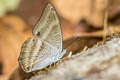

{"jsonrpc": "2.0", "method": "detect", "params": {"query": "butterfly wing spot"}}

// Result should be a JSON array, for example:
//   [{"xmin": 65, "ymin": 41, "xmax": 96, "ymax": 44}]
[
  {"xmin": 36, "ymin": 32, "xmax": 40, "ymax": 36},
  {"xmin": 26, "ymin": 66, "xmax": 31, "ymax": 71}
]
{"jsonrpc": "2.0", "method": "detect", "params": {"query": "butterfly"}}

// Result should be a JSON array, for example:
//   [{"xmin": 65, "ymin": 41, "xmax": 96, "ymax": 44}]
[{"xmin": 18, "ymin": 2, "xmax": 66, "ymax": 73}]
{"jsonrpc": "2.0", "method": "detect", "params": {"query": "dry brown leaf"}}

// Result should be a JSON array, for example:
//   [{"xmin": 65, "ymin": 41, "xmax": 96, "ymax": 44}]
[{"xmin": 0, "ymin": 15, "xmax": 32, "ymax": 80}]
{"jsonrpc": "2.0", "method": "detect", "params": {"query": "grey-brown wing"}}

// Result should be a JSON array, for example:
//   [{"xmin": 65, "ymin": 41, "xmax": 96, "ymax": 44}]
[
  {"xmin": 33, "ymin": 3, "xmax": 62, "ymax": 51},
  {"xmin": 18, "ymin": 38, "xmax": 63, "ymax": 73}
]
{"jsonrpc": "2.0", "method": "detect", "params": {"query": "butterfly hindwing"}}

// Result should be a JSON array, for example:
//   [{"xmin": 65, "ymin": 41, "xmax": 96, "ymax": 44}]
[{"xmin": 19, "ymin": 38, "xmax": 62, "ymax": 73}]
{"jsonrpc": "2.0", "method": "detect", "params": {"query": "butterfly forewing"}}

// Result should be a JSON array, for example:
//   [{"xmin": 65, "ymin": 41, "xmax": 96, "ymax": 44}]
[{"xmin": 33, "ymin": 3, "xmax": 62, "ymax": 51}]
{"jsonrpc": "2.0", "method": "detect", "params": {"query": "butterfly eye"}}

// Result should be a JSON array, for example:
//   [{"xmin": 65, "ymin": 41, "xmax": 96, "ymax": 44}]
[{"xmin": 36, "ymin": 32, "xmax": 40, "ymax": 36}]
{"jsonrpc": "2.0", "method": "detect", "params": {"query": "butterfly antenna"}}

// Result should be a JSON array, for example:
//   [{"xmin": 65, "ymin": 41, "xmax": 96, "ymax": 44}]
[{"xmin": 64, "ymin": 37, "xmax": 79, "ymax": 48}]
